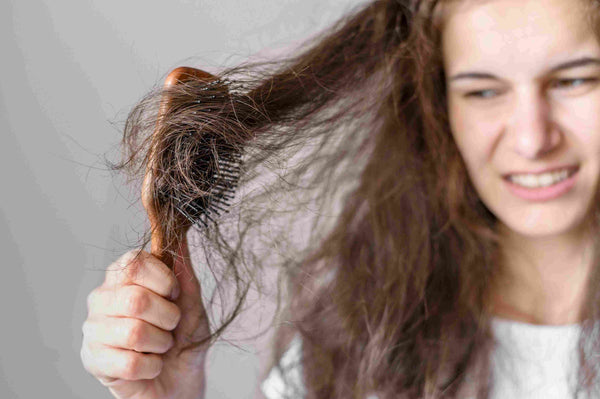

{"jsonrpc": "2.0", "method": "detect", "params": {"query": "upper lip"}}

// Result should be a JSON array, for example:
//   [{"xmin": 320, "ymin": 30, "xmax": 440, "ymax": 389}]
[{"xmin": 502, "ymin": 164, "xmax": 579, "ymax": 178}]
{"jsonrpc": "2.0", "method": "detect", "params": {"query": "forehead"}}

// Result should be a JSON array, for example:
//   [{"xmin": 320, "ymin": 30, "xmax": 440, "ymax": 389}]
[{"xmin": 441, "ymin": 0, "xmax": 598, "ymax": 76}]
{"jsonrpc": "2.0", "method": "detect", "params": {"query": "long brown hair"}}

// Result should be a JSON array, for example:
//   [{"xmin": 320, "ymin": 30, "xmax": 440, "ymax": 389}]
[{"xmin": 111, "ymin": 0, "xmax": 600, "ymax": 397}]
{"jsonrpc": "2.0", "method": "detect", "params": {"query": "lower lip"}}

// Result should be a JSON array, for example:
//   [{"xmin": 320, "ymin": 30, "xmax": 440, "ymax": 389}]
[{"xmin": 504, "ymin": 170, "xmax": 578, "ymax": 201}]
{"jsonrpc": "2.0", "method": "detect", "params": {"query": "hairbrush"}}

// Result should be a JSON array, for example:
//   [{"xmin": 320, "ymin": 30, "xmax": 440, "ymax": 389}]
[{"xmin": 142, "ymin": 66, "xmax": 242, "ymax": 269}]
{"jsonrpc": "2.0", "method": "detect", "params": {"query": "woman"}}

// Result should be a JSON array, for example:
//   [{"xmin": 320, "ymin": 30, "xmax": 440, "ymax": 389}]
[{"xmin": 80, "ymin": 0, "xmax": 600, "ymax": 397}]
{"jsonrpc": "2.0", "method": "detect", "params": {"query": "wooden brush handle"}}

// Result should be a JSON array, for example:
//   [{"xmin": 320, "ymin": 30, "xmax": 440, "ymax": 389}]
[{"xmin": 142, "ymin": 67, "xmax": 218, "ymax": 268}]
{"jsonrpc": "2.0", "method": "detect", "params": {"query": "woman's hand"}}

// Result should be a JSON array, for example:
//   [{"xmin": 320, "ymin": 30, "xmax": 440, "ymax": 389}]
[{"xmin": 81, "ymin": 242, "xmax": 210, "ymax": 399}]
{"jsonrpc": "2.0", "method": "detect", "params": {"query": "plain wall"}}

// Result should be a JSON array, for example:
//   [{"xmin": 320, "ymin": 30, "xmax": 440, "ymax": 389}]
[{"xmin": 0, "ymin": 0, "xmax": 366, "ymax": 398}]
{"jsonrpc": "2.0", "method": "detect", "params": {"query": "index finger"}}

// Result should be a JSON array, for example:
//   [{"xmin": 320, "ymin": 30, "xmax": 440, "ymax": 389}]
[{"xmin": 104, "ymin": 250, "xmax": 180, "ymax": 301}]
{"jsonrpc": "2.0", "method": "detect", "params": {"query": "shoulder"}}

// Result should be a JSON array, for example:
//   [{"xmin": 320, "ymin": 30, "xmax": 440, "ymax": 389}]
[
  {"xmin": 261, "ymin": 335, "xmax": 305, "ymax": 399},
  {"xmin": 260, "ymin": 336, "xmax": 383, "ymax": 399}
]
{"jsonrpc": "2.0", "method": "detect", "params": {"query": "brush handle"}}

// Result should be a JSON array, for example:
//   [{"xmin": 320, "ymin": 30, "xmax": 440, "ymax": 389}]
[{"xmin": 142, "ymin": 66, "xmax": 218, "ymax": 268}]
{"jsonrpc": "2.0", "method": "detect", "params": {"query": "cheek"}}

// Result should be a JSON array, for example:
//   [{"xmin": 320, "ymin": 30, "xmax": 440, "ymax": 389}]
[
  {"xmin": 448, "ymin": 100, "xmax": 501, "ymax": 170},
  {"xmin": 562, "ymin": 93, "xmax": 600, "ymax": 130},
  {"xmin": 554, "ymin": 94, "xmax": 600, "ymax": 155}
]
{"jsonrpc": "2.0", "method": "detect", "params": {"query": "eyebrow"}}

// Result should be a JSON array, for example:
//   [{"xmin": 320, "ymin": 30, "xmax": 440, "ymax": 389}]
[{"xmin": 448, "ymin": 56, "xmax": 600, "ymax": 82}]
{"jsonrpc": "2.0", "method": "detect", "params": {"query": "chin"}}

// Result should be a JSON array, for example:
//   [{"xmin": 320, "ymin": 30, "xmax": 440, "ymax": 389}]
[{"xmin": 497, "ymin": 210, "xmax": 589, "ymax": 240}]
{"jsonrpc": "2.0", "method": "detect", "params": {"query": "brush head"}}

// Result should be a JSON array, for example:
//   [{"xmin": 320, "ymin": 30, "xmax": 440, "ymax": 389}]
[{"xmin": 142, "ymin": 67, "xmax": 242, "ymax": 266}]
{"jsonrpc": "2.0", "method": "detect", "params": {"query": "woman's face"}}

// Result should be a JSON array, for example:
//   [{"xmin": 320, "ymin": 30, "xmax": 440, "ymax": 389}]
[{"xmin": 443, "ymin": 0, "xmax": 600, "ymax": 238}]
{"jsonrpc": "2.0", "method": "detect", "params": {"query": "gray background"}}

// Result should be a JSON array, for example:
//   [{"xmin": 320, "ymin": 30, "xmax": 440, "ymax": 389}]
[{"xmin": 0, "ymin": 0, "xmax": 365, "ymax": 398}]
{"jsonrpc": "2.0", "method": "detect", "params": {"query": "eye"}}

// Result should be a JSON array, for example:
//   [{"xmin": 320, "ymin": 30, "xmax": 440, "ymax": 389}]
[
  {"xmin": 550, "ymin": 77, "xmax": 598, "ymax": 90},
  {"xmin": 463, "ymin": 89, "xmax": 501, "ymax": 99}
]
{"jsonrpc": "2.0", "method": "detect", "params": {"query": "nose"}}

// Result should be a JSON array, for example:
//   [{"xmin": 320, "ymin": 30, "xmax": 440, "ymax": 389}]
[{"xmin": 506, "ymin": 88, "xmax": 562, "ymax": 159}]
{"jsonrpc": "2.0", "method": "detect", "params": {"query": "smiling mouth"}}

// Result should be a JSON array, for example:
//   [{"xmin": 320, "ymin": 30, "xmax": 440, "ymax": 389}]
[
  {"xmin": 502, "ymin": 165, "xmax": 579, "ymax": 201},
  {"xmin": 503, "ymin": 166, "xmax": 579, "ymax": 189},
  {"xmin": 506, "ymin": 167, "xmax": 578, "ymax": 188}
]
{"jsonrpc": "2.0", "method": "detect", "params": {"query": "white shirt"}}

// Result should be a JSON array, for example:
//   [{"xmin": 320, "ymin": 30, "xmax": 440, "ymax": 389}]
[{"xmin": 261, "ymin": 318, "xmax": 582, "ymax": 399}]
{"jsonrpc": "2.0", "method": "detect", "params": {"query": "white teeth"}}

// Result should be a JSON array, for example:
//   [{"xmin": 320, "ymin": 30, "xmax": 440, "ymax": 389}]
[{"xmin": 508, "ymin": 169, "xmax": 572, "ymax": 188}]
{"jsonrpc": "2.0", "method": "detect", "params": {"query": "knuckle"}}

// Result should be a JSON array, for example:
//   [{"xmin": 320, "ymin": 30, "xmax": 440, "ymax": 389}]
[
  {"xmin": 80, "ymin": 343, "xmax": 98, "ymax": 376},
  {"xmin": 80, "ymin": 345, "xmax": 90, "ymax": 370},
  {"xmin": 123, "ymin": 248, "xmax": 147, "ymax": 265},
  {"xmin": 123, "ymin": 286, "xmax": 149, "ymax": 316},
  {"xmin": 122, "ymin": 251, "xmax": 144, "ymax": 278},
  {"xmin": 121, "ymin": 353, "xmax": 142, "ymax": 379},
  {"xmin": 146, "ymin": 254, "xmax": 175, "ymax": 291},
  {"xmin": 125, "ymin": 320, "xmax": 146, "ymax": 350},
  {"xmin": 86, "ymin": 289, "xmax": 98, "ymax": 313},
  {"xmin": 81, "ymin": 320, "xmax": 93, "ymax": 339},
  {"xmin": 109, "ymin": 250, "xmax": 147, "ymax": 283}
]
